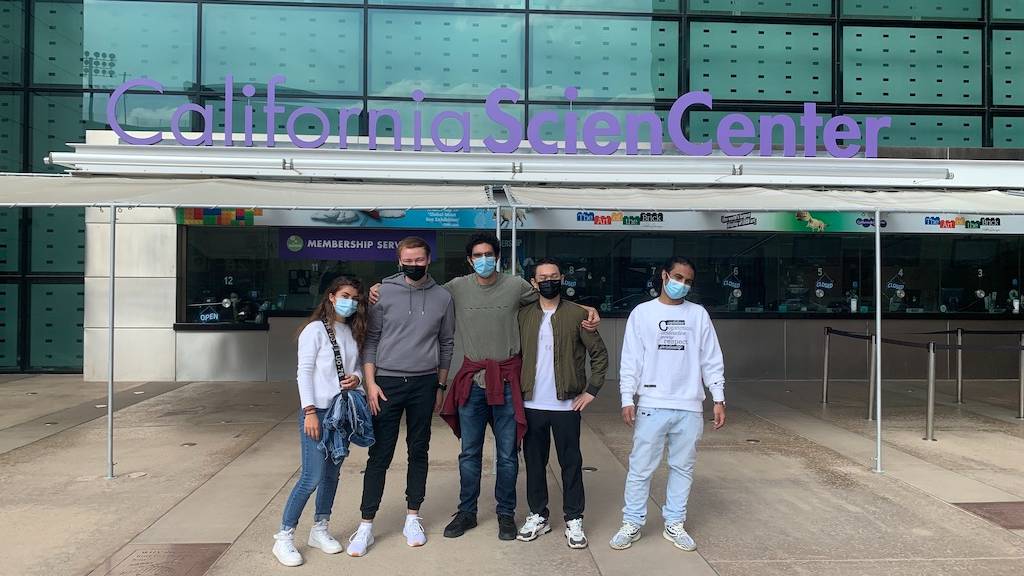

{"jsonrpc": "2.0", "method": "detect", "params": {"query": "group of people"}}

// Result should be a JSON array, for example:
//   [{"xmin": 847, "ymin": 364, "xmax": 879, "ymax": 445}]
[{"xmin": 271, "ymin": 233, "xmax": 727, "ymax": 567}]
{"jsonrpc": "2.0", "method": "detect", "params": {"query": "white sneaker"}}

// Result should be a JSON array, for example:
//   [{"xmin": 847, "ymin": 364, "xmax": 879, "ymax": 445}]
[
  {"xmin": 346, "ymin": 522, "xmax": 374, "ymax": 557},
  {"xmin": 272, "ymin": 528, "xmax": 304, "ymax": 567},
  {"xmin": 565, "ymin": 518, "xmax": 588, "ymax": 549},
  {"xmin": 609, "ymin": 521, "xmax": 642, "ymax": 550},
  {"xmin": 516, "ymin": 513, "xmax": 551, "ymax": 542},
  {"xmin": 663, "ymin": 522, "xmax": 697, "ymax": 551},
  {"xmin": 308, "ymin": 519, "xmax": 343, "ymax": 554},
  {"xmin": 404, "ymin": 515, "xmax": 427, "ymax": 547}
]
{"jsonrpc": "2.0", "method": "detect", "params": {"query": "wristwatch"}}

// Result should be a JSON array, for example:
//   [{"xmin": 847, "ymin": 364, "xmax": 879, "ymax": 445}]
[{"xmin": 713, "ymin": 401, "xmax": 726, "ymax": 407}]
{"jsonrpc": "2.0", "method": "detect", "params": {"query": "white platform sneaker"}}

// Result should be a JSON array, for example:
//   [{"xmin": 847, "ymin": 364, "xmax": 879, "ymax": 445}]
[
  {"xmin": 272, "ymin": 528, "xmax": 304, "ymax": 567},
  {"xmin": 308, "ymin": 520, "xmax": 343, "ymax": 554}
]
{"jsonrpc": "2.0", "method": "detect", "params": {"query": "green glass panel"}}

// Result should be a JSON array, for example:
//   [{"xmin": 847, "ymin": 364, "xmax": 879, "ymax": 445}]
[
  {"xmin": 993, "ymin": 31, "xmax": 1024, "ymax": 106},
  {"xmin": 0, "ymin": 93, "xmax": 22, "ymax": 172},
  {"xmin": 993, "ymin": 0, "xmax": 1024, "ymax": 21},
  {"xmin": 209, "ymin": 98, "xmax": 362, "ymax": 140},
  {"xmin": 31, "ymin": 92, "xmax": 189, "ymax": 172},
  {"xmin": 533, "ymin": 0, "xmax": 679, "ymax": 11},
  {"xmin": 528, "ymin": 105, "xmax": 668, "ymax": 146},
  {"xmin": 0, "ymin": 0, "xmax": 24, "ymax": 84},
  {"xmin": 0, "ymin": 283, "xmax": 17, "ymax": 368},
  {"xmin": 842, "ymin": 27, "xmax": 982, "ymax": 105},
  {"xmin": 0, "ymin": 209, "xmax": 19, "ymax": 272},
  {"xmin": 30, "ymin": 208, "xmax": 85, "ymax": 273},
  {"xmin": 33, "ymin": 0, "xmax": 196, "ymax": 90},
  {"xmin": 841, "ymin": 0, "xmax": 980, "ymax": 20},
  {"xmin": 202, "ymin": 5, "xmax": 362, "ymax": 96},
  {"xmin": 367, "ymin": 99, "xmax": 524, "ymax": 143},
  {"xmin": 29, "ymin": 283, "xmax": 84, "ymax": 369},
  {"xmin": 372, "ymin": 0, "xmax": 524, "ymax": 7},
  {"xmin": 530, "ymin": 15, "xmax": 678, "ymax": 102},
  {"xmin": 848, "ymin": 114, "xmax": 981, "ymax": 147},
  {"xmin": 690, "ymin": 22, "xmax": 831, "ymax": 102},
  {"xmin": 368, "ymin": 10, "xmax": 523, "ymax": 98},
  {"xmin": 994, "ymin": 117, "xmax": 1024, "ymax": 148},
  {"xmin": 687, "ymin": 0, "xmax": 830, "ymax": 16}
]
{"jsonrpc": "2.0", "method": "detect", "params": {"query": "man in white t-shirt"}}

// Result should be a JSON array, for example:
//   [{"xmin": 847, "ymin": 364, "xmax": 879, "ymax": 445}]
[
  {"xmin": 610, "ymin": 256, "xmax": 727, "ymax": 553},
  {"xmin": 516, "ymin": 257, "xmax": 609, "ymax": 549}
]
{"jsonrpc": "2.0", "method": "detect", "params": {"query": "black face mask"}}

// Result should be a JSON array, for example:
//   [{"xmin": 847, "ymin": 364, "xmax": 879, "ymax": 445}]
[
  {"xmin": 537, "ymin": 279, "xmax": 562, "ymax": 299},
  {"xmin": 402, "ymin": 265, "xmax": 427, "ymax": 282}
]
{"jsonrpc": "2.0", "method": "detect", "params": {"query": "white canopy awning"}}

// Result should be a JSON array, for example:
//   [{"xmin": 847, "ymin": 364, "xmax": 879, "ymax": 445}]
[
  {"xmin": 505, "ymin": 185, "xmax": 1024, "ymax": 214},
  {"xmin": 0, "ymin": 174, "xmax": 496, "ymax": 209}
]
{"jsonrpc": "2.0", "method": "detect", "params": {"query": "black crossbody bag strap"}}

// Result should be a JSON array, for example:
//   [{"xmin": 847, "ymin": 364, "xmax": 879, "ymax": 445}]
[{"xmin": 322, "ymin": 320, "xmax": 347, "ymax": 383}]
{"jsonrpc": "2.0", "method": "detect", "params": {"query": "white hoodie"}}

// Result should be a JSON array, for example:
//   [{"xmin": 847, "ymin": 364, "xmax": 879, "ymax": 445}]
[{"xmin": 619, "ymin": 299, "xmax": 725, "ymax": 412}]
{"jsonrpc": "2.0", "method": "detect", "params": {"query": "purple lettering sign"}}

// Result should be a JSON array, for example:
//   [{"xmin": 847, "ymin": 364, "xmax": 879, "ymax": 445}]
[
  {"xmin": 279, "ymin": 228, "xmax": 437, "ymax": 261},
  {"xmin": 108, "ymin": 76, "xmax": 892, "ymax": 158}
]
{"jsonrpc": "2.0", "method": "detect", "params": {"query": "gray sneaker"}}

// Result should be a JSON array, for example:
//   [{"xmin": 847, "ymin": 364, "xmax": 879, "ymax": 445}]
[
  {"xmin": 663, "ymin": 522, "xmax": 696, "ymax": 551},
  {"xmin": 609, "ymin": 521, "xmax": 641, "ymax": 550}
]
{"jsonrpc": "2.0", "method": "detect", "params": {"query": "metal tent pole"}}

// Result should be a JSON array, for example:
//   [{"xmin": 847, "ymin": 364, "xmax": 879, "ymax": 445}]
[
  {"xmin": 106, "ymin": 205, "xmax": 116, "ymax": 479},
  {"xmin": 956, "ymin": 328, "xmax": 964, "ymax": 404},
  {"xmin": 510, "ymin": 204, "xmax": 518, "ymax": 276},
  {"xmin": 494, "ymin": 205, "xmax": 502, "ymax": 273},
  {"xmin": 874, "ymin": 209, "xmax": 883, "ymax": 473},
  {"xmin": 821, "ymin": 328, "xmax": 830, "ymax": 404}
]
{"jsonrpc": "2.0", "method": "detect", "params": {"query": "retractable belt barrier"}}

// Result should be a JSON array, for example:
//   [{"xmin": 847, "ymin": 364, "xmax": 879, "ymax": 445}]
[{"xmin": 822, "ymin": 327, "xmax": 1024, "ymax": 442}]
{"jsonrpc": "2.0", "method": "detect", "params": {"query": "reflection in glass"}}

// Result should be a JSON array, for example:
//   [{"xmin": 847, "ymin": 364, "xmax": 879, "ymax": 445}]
[
  {"xmin": 366, "ymin": 99, "xmax": 524, "ymax": 144},
  {"xmin": 202, "ymin": 4, "xmax": 362, "ymax": 95},
  {"xmin": 368, "ymin": 10, "xmax": 523, "ymax": 98},
  {"xmin": 33, "ymin": 0, "xmax": 196, "ymax": 90},
  {"xmin": 30, "ymin": 92, "xmax": 192, "ymax": 172},
  {"xmin": 533, "ymin": 1, "xmax": 679, "ymax": 14},
  {"xmin": 530, "ymin": 15, "xmax": 678, "ymax": 102}
]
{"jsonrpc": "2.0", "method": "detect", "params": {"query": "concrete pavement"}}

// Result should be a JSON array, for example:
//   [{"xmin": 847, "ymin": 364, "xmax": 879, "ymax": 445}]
[{"xmin": 1, "ymin": 375, "xmax": 1023, "ymax": 575}]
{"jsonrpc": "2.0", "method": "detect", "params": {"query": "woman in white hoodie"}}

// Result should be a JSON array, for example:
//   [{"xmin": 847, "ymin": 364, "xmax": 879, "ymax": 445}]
[{"xmin": 272, "ymin": 276, "xmax": 366, "ymax": 567}]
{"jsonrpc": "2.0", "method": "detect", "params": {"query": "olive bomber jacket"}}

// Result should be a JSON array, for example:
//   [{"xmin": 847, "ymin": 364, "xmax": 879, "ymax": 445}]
[{"xmin": 517, "ymin": 299, "xmax": 609, "ymax": 401}]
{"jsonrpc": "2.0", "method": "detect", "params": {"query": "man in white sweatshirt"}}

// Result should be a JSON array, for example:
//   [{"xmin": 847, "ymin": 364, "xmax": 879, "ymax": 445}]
[{"xmin": 609, "ymin": 256, "xmax": 726, "ymax": 553}]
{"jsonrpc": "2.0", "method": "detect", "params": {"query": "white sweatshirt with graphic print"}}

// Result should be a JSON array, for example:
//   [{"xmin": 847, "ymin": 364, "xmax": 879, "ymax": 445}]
[{"xmin": 619, "ymin": 299, "xmax": 726, "ymax": 412}]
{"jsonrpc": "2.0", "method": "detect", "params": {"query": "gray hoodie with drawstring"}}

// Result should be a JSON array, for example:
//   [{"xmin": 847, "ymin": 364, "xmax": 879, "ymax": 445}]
[{"xmin": 363, "ymin": 272, "xmax": 456, "ymax": 377}]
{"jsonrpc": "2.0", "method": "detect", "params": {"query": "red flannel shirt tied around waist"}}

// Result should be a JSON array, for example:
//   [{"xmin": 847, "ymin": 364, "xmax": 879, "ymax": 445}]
[{"xmin": 440, "ymin": 355, "xmax": 526, "ymax": 446}]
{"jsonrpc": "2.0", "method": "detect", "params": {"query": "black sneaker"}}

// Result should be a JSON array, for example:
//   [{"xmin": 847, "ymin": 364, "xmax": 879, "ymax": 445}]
[
  {"xmin": 443, "ymin": 511, "xmax": 477, "ymax": 539},
  {"xmin": 497, "ymin": 514, "xmax": 517, "ymax": 541}
]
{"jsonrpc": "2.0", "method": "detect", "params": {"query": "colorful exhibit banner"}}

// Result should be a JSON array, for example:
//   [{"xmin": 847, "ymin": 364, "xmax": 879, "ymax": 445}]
[
  {"xmin": 278, "ymin": 228, "xmax": 436, "ymax": 261},
  {"xmin": 179, "ymin": 207, "xmax": 495, "ymax": 229}
]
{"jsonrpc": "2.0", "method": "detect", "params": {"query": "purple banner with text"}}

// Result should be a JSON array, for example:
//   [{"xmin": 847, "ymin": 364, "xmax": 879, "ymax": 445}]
[{"xmin": 279, "ymin": 228, "xmax": 436, "ymax": 261}]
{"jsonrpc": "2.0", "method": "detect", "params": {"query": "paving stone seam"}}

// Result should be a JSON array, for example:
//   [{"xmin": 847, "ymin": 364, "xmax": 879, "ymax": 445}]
[{"xmin": 80, "ymin": 411, "xmax": 294, "ymax": 576}]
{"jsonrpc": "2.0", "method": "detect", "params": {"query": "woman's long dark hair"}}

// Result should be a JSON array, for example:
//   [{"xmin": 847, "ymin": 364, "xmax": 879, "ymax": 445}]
[{"xmin": 306, "ymin": 275, "xmax": 367, "ymax": 350}]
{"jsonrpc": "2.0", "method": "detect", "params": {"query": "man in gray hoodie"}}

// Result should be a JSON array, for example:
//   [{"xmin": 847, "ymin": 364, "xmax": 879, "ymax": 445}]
[{"xmin": 346, "ymin": 236, "xmax": 456, "ymax": 557}]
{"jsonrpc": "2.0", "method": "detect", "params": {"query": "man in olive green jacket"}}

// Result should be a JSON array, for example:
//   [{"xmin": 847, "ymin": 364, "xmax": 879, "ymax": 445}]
[{"xmin": 516, "ymin": 257, "xmax": 609, "ymax": 550}]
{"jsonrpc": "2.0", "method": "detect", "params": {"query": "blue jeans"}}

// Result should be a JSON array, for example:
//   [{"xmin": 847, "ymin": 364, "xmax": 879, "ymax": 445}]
[
  {"xmin": 281, "ymin": 408, "xmax": 344, "ymax": 530},
  {"xmin": 622, "ymin": 407, "xmax": 703, "ymax": 527},
  {"xmin": 457, "ymin": 383, "xmax": 518, "ymax": 517}
]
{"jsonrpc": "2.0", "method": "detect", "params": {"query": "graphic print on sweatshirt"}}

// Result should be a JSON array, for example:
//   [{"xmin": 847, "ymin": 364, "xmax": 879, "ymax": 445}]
[{"xmin": 657, "ymin": 319, "xmax": 688, "ymax": 351}]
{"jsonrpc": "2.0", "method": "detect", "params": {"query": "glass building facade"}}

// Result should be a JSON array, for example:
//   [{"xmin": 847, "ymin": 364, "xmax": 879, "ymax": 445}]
[{"xmin": 3, "ymin": 1, "xmax": 1024, "ymax": 369}]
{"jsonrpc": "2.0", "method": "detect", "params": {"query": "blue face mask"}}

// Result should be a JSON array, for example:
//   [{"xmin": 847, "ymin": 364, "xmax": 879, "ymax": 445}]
[
  {"xmin": 664, "ymin": 278, "xmax": 691, "ymax": 300},
  {"xmin": 472, "ymin": 256, "xmax": 497, "ymax": 278},
  {"xmin": 334, "ymin": 298, "xmax": 358, "ymax": 318}
]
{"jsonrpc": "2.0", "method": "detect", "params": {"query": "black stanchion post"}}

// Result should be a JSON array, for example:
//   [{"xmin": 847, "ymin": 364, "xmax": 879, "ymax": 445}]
[
  {"xmin": 956, "ymin": 328, "xmax": 964, "ymax": 404},
  {"xmin": 1018, "ymin": 333, "xmax": 1024, "ymax": 420},
  {"xmin": 925, "ymin": 342, "xmax": 936, "ymax": 441},
  {"xmin": 867, "ymin": 335, "xmax": 877, "ymax": 421},
  {"xmin": 822, "ymin": 327, "xmax": 830, "ymax": 404}
]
